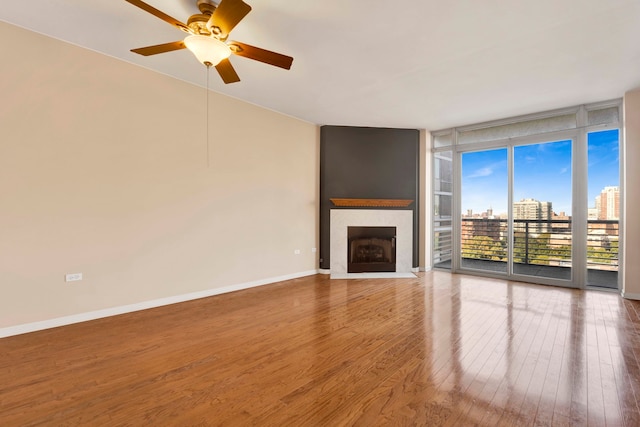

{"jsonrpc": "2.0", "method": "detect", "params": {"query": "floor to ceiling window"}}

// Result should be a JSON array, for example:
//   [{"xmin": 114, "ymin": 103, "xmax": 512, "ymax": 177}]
[
  {"xmin": 433, "ymin": 145, "xmax": 453, "ymax": 269},
  {"xmin": 432, "ymin": 101, "xmax": 621, "ymax": 290},
  {"xmin": 461, "ymin": 148, "xmax": 507, "ymax": 273},
  {"xmin": 512, "ymin": 139, "xmax": 573, "ymax": 281},
  {"xmin": 586, "ymin": 129, "xmax": 620, "ymax": 289}
]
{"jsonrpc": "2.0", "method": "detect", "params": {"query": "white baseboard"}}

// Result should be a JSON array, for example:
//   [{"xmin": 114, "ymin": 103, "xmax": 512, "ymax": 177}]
[
  {"xmin": 419, "ymin": 266, "xmax": 432, "ymax": 272},
  {"xmin": 0, "ymin": 269, "xmax": 319, "ymax": 339},
  {"xmin": 621, "ymin": 291, "xmax": 640, "ymax": 300},
  {"xmin": 318, "ymin": 268, "xmax": 331, "ymax": 275}
]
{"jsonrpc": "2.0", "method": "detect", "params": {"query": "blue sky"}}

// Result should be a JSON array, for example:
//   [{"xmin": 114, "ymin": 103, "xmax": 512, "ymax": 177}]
[
  {"xmin": 587, "ymin": 129, "xmax": 620, "ymax": 203},
  {"xmin": 461, "ymin": 130, "xmax": 619, "ymax": 216}
]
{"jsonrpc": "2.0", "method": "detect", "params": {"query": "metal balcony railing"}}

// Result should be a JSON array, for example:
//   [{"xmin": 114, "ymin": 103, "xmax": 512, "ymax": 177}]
[{"xmin": 459, "ymin": 218, "xmax": 619, "ymax": 271}]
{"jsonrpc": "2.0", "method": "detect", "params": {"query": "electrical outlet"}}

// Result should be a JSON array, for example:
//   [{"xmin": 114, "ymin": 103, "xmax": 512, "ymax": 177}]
[
  {"xmin": 294, "ymin": 249, "xmax": 301, "ymax": 255},
  {"xmin": 65, "ymin": 273, "xmax": 82, "ymax": 282},
  {"xmin": 311, "ymin": 248, "xmax": 317, "ymax": 253}
]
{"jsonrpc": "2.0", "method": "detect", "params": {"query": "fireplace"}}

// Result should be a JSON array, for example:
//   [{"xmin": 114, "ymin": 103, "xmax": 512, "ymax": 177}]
[
  {"xmin": 329, "ymin": 209, "xmax": 413, "ymax": 278},
  {"xmin": 348, "ymin": 226, "xmax": 396, "ymax": 273}
]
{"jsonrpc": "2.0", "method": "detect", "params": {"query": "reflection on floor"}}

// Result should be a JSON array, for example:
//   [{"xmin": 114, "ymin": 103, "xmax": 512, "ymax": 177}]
[
  {"xmin": 434, "ymin": 259, "xmax": 618, "ymax": 289},
  {"xmin": 1, "ymin": 272, "xmax": 638, "ymax": 425}
]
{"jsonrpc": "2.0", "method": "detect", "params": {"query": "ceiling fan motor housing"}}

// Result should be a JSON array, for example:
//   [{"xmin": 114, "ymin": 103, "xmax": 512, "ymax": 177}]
[
  {"xmin": 197, "ymin": 0, "xmax": 218, "ymax": 15},
  {"xmin": 187, "ymin": 14, "xmax": 212, "ymax": 35}
]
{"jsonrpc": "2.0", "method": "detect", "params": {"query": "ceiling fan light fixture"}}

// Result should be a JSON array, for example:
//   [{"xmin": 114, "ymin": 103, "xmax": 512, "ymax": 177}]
[{"xmin": 184, "ymin": 34, "xmax": 231, "ymax": 66}]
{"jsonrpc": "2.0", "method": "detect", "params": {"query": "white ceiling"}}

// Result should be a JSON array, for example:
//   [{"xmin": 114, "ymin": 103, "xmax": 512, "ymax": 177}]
[{"xmin": 2, "ymin": 0, "xmax": 639, "ymax": 130}]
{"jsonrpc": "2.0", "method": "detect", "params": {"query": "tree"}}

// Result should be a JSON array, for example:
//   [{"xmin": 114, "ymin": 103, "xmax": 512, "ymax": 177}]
[
  {"xmin": 514, "ymin": 233, "xmax": 554, "ymax": 265},
  {"xmin": 462, "ymin": 236, "xmax": 505, "ymax": 261}
]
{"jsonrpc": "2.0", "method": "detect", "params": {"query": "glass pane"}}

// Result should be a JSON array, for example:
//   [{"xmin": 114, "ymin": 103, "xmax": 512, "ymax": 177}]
[
  {"xmin": 461, "ymin": 148, "xmax": 508, "ymax": 273},
  {"xmin": 434, "ymin": 133, "xmax": 453, "ymax": 148},
  {"xmin": 433, "ymin": 150, "xmax": 452, "ymax": 269},
  {"xmin": 458, "ymin": 114, "xmax": 577, "ymax": 145},
  {"xmin": 434, "ymin": 194, "xmax": 452, "ymax": 218},
  {"xmin": 587, "ymin": 129, "xmax": 619, "ymax": 288},
  {"xmin": 588, "ymin": 107, "xmax": 619, "ymax": 126},
  {"xmin": 513, "ymin": 140, "xmax": 572, "ymax": 280},
  {"xmin": 433, "ymin": 229, "xmax": 452, "ymax": 268},
  {"xmin": 434, "ymin": 154, "xmax": 453, "ymax": 192}
]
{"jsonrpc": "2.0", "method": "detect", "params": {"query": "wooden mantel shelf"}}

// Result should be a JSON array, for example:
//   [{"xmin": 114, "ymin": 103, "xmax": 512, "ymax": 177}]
[{"xmin": 330, "ymin": 198, "xmax": 414, "ymax": 208}]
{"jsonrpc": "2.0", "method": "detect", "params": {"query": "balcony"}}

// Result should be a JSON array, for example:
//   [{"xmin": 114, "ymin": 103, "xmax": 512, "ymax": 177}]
[{"xmin": 434, "ymin": 218, "xmax": 619, "ymax": 289}]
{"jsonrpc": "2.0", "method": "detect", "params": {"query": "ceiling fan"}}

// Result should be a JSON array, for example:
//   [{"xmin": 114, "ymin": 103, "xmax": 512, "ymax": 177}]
[{"xmin": 125, "ymin": 0, "xmax": 293, "ymax": 84}]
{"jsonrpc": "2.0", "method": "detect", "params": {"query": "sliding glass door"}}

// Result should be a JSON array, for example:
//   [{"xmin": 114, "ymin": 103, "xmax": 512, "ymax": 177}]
[
  {"xmin": 461, "ymin": 148, "xmax": 508, "ymax": 273},
  {"xmin": 513, "ymin": 140, "xmax": 572, "ymax": 281},
  {"xmin": 459, "ymin": 139, "xmax": 575, "ymax": 287}
]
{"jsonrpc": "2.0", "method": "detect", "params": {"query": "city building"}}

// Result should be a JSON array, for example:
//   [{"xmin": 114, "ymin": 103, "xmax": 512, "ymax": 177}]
[
  {"xmin": 596, "ymin": 186, "xmax": 620, "ymax": 220},
  {"xmin": 513, "ymin": 198, "xmax": 553, "ymax": 233},
  {"xmin": 461, "ymin": 217, "xmax": 503, "ymax": 242}
]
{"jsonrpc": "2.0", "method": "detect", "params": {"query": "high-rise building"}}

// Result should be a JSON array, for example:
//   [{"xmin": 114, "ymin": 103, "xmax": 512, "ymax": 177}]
[
  {"xmin": 595, "ymin": 186, "xmax": 619, "ymax": 220},
  {"xmin": 486, "ymin": 207, "xmax": 493, "ymax": 218},
  {"xmin": 513, "ymin": 198, "xmax": 552, "ymax": 233}
]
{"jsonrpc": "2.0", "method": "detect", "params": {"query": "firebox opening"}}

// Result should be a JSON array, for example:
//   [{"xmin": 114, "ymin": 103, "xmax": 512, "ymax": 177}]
[{"xmin": 348, "ymin": 226, "xmax": 397, "ymax": 273}]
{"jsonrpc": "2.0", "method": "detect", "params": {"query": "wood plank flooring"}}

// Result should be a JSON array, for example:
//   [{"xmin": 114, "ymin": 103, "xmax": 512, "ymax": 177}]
[{"xmin": 2, "ymin": 271, "xmax": 640, "ymax": 426}]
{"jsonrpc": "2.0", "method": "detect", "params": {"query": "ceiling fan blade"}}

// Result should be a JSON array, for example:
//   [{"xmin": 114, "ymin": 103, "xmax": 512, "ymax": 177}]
[
  {"xmin": 125, "ymin": 0, "xmax": 190, "ymax": 33},
  {"xmin": 228, "ymin": 41, "xmax": 293, "ymax": 70},
  {"xmin": 207, "ymin": 0, "xmax": 252, "ymax": 39},
  {"xmin": 131, "ymin": 41, "xmax": 186, "ymax": 56},
  {"xmin": 215, "ymin": 58, "xmax": 241, "ymax": 84}
]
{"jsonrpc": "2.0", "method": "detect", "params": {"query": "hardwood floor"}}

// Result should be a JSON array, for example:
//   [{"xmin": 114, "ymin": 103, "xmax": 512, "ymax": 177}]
[{"xmin": 2, "ymin": 271, "xmax": 640, "ymax": 426}]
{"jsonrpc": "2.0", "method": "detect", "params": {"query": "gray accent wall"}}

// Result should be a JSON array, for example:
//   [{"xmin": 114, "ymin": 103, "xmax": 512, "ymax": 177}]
[{"xmin": 320, "ymin": 126, "xmax": 420, "ymax": 270}]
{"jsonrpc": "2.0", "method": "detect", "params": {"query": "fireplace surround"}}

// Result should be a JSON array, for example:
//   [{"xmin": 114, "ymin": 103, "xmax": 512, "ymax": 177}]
[{"xmin": 330, "ymin": 209, "xmax": 413, "ymax": 278}]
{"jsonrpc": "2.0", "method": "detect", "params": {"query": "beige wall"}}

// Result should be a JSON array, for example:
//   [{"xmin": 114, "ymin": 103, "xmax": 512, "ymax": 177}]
[
  {"xmin": 622, "ymin": 88, "xmax": 640, "ymax": 299},
  {"xmin": 0, "ymin": 22, "xmax": 319, "ymax": 329}
]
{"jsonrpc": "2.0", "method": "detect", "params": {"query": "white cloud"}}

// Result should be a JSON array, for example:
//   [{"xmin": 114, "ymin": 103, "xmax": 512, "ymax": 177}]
[{"xmin": 468, "ymin": 167, "xmax": 493, "ymax": 178}]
